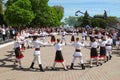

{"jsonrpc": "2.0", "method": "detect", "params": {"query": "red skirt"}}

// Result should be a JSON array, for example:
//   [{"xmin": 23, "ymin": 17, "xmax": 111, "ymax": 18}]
[
  {"xmin": 90, "ymin": 48, "xmax": 98, "ymax": 58},
  {"xmin": 55, "ymin": 51, "xmax": 64, "ymax": 62},
  {"xmin": 15, "ymin": 47, "xmax": 24, "ymax": 59},
  {"xmin": 51, "ymin": 35, "xmax": 56, "ymax": 42},
  {"xmin": 99, "ymin": 47, "xmax": 106, "ymax": 58}
]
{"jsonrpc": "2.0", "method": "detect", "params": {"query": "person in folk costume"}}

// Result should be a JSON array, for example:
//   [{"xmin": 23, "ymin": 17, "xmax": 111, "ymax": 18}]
[
  {"xmin": 29, "ymin": 36, "xmax": 50, "ymax": 72},
  {"xmin": 13, "ymin": 32, "xmax": 24, "ymax": 69},
  {"xmin": 97, "ymin": 31, "xmax": 103, "ymax": 44},
  {"xmin": 71, "ymin": 30, "xmax": 75, "ymax": 42},
  {"xmin": 19, "ymin": 31, "xmax": 26, "ymax": 51},
  {"xmin": 67, "ymin": 37, "xmax": 85, "ymax": 70},
  {"xmin": 24, "ymin": 31, "xmax": 32, "ymax": 49},
  {"xmin": 50, "ymin": 33, "xmax": 56, "ymax": 43},
  {"xmin": 105, "ymin": 34, "xmax": 113, "ymax": 61},
  {"xmin": 52, "ymin": 38, "xmax": 68, "ymax": 71},
  {"xmin": 84, "ymin": 30, "xmax": 88, "ymax": 40},
  {"xmin": 61, "ymin": 30, "xmax": 67, "ymax": 42},
  {"xmin": 99, "ymin": 36, "xmax": 107, "ymax": 63},
  {"xmin": 81, "ymin": 30, "xmax": 86, "ymax": 40},
  {"xmin": 88, "ymin": 30, "xmax": 94, "ymax": 42},
  {"xmin": 90, "ymin": 37, "xmax": 100, "ymax": 67},
  {"xmin": 40, "ymin": 30, "xmax": 47, "ymax": 42}
]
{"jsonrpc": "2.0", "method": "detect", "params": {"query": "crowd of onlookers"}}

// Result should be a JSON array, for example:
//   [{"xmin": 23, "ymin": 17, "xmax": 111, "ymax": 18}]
[{"xmin": 0, "ymin": 25, "xmax": 16, "ymax": 41}]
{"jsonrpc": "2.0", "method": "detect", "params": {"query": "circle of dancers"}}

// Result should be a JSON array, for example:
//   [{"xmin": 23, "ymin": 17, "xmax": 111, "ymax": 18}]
[{"xmin": 13, "ymin": 27, "xmax": 120, "ymax": 72}]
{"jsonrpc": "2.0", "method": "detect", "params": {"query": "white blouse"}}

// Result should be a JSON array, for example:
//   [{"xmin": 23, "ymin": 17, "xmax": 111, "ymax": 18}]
[
  {"xmin": 106, "ymin": 38, "xmax": 113, "ymax": 45},
  {"xmin": 73, "ymin": 42, "xmax": 84, "ymax": 50},
  {"xmin": 91, "ymin": 42, "xmax": 99, "ymax": 48},
  {"xmin": 32, "ymin": 40, "xmax": 48, "ymax": 48},
  {"xmin": 54, "ymin": 43, "xmax": 65, "ymax": 50},
  {"xmin": 100, "ymin": 41, "xmax": 107, "ymax": 47}
]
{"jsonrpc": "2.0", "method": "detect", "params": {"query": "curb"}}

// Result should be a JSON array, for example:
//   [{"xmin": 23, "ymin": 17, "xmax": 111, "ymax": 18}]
[{"xmin": 0, "ymin": 41, "xmax": 14, "ymax": 48}]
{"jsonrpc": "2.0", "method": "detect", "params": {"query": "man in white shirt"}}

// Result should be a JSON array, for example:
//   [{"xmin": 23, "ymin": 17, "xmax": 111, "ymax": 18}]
[{"xmin": 2, "ymin": 27, "xmax": 6, "ymax": 41}]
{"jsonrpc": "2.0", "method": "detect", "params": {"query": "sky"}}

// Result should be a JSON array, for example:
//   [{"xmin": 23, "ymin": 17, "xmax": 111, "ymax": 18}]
[{"xmin": 48, "ymin": 0, "xmax": 120, "ymax": 20}]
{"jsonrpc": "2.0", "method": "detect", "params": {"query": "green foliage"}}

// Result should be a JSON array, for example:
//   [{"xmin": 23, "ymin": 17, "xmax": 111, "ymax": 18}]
[
  {"xmin": 91, "ymin": 18, "xmax": 107, "ymax": 29},
  {"xmin": 64, "ymin": 16, "xmax": 77, "ymax": 26},
  {"xmin": 30, "ymin": 0, "xmax": 50, "ymax": 27},
  {"xmin": 106, "ymin": 16, "xmax": 117, "ymax": 26},
  {"xmin": 81, "ymin": 11, "xmax": 91, "ymax": 27},
  {"xmin": 52, "ymin": 5, "xmax": 64, "ymax": 21},
  {"xmin": 30, "ymin": 0, "xmax": 64, "ymax": 27},
  {"xmin": 0, "ymin": 13, "xmax": 5, "ymax": 25},
  {"xmin": 5, "ymin": 0, "xmax": 35, "ymax": 27},
  {"xmin": 0, "ymin": 0, "xmax": 3, "ymax": 14},
  {"xmin": 4, "ymin": 0, "xmax": 64, "ymax": 27},
  {"xmin": 5, "ymin": 0, "xmax": 18, "ymax": 7},
  {"xmin": 94, "ymin": 15, "xmax": 104, "ymax": 19}
]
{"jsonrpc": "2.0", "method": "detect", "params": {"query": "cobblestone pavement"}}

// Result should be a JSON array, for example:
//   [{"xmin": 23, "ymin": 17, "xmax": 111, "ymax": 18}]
[{"xmin": 0, "ymin": 35, "xmax": 120, "ymax": 80}]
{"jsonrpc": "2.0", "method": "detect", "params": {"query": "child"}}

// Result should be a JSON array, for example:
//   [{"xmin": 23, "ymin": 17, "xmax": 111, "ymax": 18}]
[{"xmin": 52, "ymin": 39, "xmax": 68, "ymax": 71}]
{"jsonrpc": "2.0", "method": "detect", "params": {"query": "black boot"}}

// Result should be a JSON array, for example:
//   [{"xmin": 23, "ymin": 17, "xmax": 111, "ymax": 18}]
[
  {"xmin": 70, "ymin": 63, "xmax": 74, "ymax": 69},
  {"xmin": 30, "ymin": 62, "xmax": 34, "ymax": 69},
  {"xmin": 39, "ymin": 64, "xmax": 45, "ymax": 72},
  {"xmin": 109, "ymin": 55, "xmax": 112, "ymax": 60},
  {"xmin": 107, "ymin": 56, "xmax": 109, "ymax": 61},
  {"xmin": 81, "ymin": 64, "xmax": 85, "ymax": 70}
]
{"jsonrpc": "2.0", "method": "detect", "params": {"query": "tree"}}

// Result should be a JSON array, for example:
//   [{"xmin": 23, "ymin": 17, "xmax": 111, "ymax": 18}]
[
  {"xmin": 0, "ymin": 0, "xmax": 3, "ymax": 14},
  {"xmin": 91, "ymin": 18, "xmax": 107, "ymax": 28},
  {"xmin": 30, "ymin": 0, "xmax": 64, "ymax": 27},
  {"xmin": 64, "ymin": 16, "xmax": 77, "ymax": 26},
  {"xmin": 5, "ymin": 0, "xmax": 18, "ymax": 7},
  {"xmin": 104, "ymin": 10, "xmax": 107, "ymax": 19},
  {"xmin": 30, "ymin": 0, "xmax": 50, "ymax": 27},
  {"xmin": 5, "ymin": 0, "xmax": 35, "ymax": 27},
  {"xmin": 52, "ymin": 5, "xmax": 64, "ymax": 21},
  {"xmin": 76, "ymin": 16, "xmax": 83, "ymax": 27},
  {"xmin": 106, "ymin": 16, "xmax": 117, "ymax": 27},
  {"xmin": 81, "ymin": 10, "xmax": 91, "ymax": 27},
  {"xmin": 0, "ymin": 0, "xmax": 5, "ymax": 25}
]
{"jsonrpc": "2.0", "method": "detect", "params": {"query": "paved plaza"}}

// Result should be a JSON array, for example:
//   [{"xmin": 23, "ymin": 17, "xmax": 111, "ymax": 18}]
[{"xmin": 0, "ymin": 35, "xmax": 120, "ymax": 80}]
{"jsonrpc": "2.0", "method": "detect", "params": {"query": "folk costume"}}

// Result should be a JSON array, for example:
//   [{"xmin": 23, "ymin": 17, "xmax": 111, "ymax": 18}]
[
  {"xmin": 52, "ymin": 39, "xmax": 68, "ymax": 71},
  {"xmin": 51, "ymin": 35, "xmax": 56, "ymax": 43},
  {"xmin": 99, "ymin": 37, "xmax": 107, "ymax": 63},
  {"xmin": 61, "ymin": 31, "xmax": 66, "ymax": 42},
  {"xmin": 71, "ymin": 31, "xmax": 75, "ymax": 42},
  {"xmin": 106, "ymin": 35, "xmax": 113, "ymax": 61},
  {"xmin": 68, "ymin": 38, "xmax": 85, "ymax": 70},
  {"xmin": 90, "ymin": 38, "xmax": 99, "ymax": 67},
  {"xmin": 30, "ymin": 36, "xmax": 49, "ymax": 72},
  {"xmin": 14, "ymin": 33, "xmax": 24, "ymax": 69}
]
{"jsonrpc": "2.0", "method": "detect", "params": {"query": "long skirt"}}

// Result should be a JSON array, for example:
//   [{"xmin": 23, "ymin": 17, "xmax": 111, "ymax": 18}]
[
  {"xmin": 99, "ymin": 47, "xmax": 106, "ymax": 58},
  {"xmin": 15, "ymin": 47, "xmax": 24, "ymax": 59},
  {"xmin": 90, "ymin": 48, "xmax": 98, "ymax": 58},
  {"xmin": 71, "ymin": 35, "xmax": 75, "ymax": 42},
  {"xmin": 51, "ymin": 35, "xmax": 56, "ymax": 42},
  {"xmin": 55, "ymin": 51, "xmax": 64, "ymax": 62}
]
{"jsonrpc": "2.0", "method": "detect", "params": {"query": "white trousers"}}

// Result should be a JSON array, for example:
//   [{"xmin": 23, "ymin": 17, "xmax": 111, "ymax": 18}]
[
  {"xmin": 72, "ymin": 56, "xmax": 83, "ymax": 64},
  {"xmin": 106, "ymin": 46, "xmax": 112, "ymax": 56},
  {"xmin": 32, "ymin": 55, "xmax": 41, "ymax": 64}
]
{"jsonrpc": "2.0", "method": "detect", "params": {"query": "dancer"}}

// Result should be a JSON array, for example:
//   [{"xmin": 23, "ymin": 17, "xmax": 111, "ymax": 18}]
[
  {"xmin": 29, "ymin": 36, "xmax": 50, "ymax": 72},
  {"xmin": 71, "ymin": 31, "xmax": 75, "ymax": 42},
  {"xmin": 14, "ymin": 32, "xmax": 24, "ymax": 69},
  {"xmin": 106, "ymin": 34, "xmax": 113, "ymax": 61},
  {"xmin": 90, "ymin": 37, "xmax": 99, "ymax": 67},
  {"xmin": 52, "ymin": 38, "xmax": 68, "ymax": 71},
  {"xmin": 61, "ymin": 30, "xmax": 66, "ymax": 42},
  {"xmin": 99, "ymin": 36, "xmax": 107, "ymax": 63},
  {"xmin": 67, "ymin": 37, "xmax": 85, "ymax": 70}
]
